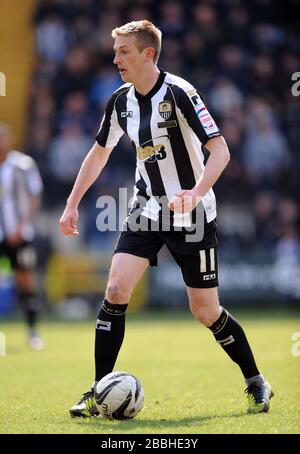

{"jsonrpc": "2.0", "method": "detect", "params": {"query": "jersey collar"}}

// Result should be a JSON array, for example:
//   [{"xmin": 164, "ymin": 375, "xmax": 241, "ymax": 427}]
[{"xmin": 134, "ymin": 69, "xmax": 166, "ymax": 102}]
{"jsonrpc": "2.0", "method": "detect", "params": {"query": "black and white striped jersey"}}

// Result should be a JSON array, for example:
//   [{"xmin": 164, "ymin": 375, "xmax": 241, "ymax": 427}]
[
  {"xmin": 96, "ymin": 69, "xmax": 221, "ymax": 227},
  {"xmin": 0, "ymin": 151, "xmax": 43, "ymax": 242}
]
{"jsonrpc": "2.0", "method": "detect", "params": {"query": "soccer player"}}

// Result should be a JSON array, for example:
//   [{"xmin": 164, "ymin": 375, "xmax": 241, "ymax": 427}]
[
  {"xmin": 60, "ymin": 20, "xmax": 274, "ymax": 416},
  {"xmin": 0, "ymin": 123, "xmax": 44, "ymax": 350}
]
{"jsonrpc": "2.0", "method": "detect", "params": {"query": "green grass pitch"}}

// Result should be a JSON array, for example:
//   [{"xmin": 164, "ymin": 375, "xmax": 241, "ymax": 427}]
[{"xmin": 0, "ymin": 310, "xmax": 299, "ymax": 434}]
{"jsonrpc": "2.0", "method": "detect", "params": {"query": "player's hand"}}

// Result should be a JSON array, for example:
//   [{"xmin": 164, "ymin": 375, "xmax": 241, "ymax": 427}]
[
  {"xmin": 59, "ymin": 205, "xmax": 80, "ymax": 236},
  {"xmin": 168, "ymin": 189, "xmax": 202, "ymax": 214}
]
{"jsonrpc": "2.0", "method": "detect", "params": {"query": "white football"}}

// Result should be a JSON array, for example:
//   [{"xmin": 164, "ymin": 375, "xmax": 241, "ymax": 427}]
[{"xmin": 94, "ymin": 371, "xmax": 144, "ymax": 420}]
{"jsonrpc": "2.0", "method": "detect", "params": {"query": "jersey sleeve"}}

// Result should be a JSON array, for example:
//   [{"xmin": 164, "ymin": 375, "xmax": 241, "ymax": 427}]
[
  {"xmin": 25, "ymin": 161, "xmax": 43, "ymax": 195},
  {"xmin": 95, "ymin": 94, "xmax": 124, "ymax": 148},
  {"xmin": 15, "ymin": 155, "xmax": 43, "ymax": 195},
  {"xmin": 175, "ymin": 86, "xmax": 221, "ymax": 145}
]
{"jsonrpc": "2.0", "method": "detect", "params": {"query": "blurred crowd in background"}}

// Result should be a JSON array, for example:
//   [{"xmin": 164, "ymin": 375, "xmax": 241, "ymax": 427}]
[{"xmin": 27, "ymin": 0, "xmax": 300, "ymax": 260}]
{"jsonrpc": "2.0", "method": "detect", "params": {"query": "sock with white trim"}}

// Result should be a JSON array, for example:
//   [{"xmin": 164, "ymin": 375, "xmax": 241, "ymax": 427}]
[
  {"xmin": 208, "ymin": 307, "xmax": 260, "ymax": 379},
  {"xmin": 94, "ymin": 299, "xmax": 128, "ymax": 382}
]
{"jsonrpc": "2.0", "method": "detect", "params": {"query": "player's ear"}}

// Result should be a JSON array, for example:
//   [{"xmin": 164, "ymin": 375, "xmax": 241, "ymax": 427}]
[{"xmin": 144, "ymin": 47, "xmax": 155, "ymax": 62}]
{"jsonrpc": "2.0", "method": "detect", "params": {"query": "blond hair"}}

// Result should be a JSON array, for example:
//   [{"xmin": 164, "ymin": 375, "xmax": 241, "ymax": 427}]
[{"xmin": 112, "ymin": 20, "xmax": 162, "ymax": 64}]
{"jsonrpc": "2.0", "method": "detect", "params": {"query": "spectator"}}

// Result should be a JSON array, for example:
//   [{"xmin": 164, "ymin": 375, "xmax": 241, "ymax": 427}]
[
  {"xmin": 36, "ymin": 15, "xmax": 70, "ymax": 63},
  {"xmin": 243, "ymin": 99, "xmax": 289, "ymax": 187}
]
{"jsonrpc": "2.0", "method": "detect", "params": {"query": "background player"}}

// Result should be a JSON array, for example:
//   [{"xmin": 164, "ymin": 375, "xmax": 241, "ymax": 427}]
[{"xmin": 0, "ymin": 123, "xmax": 44, "ymax": 350}]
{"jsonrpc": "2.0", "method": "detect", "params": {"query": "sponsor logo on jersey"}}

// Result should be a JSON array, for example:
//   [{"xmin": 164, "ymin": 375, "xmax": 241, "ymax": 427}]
[
  {"xmin": 187, "ymin": 89, "xmax": 219, "ymax": 134},
  {"xmin": 159, "ymin": 101, "xmax": 172, "ymax": 120},
  {"xmin": 137, "ymin": 135, "xmax": 169, "ymax": 162},
  {"xmin": 121, "ymin": 111, "xmax": 133, "ymax": 118},
  {"xmin": 197, "ymin": 110, "xmax": 219, "ymax": 134},
  {"xmin": 137, "ymin": 144, "xmax": 166, "ymax": 162},
  {"xmin": 200, "ymin": 114, "xmax": 215, "ymax": 129}
]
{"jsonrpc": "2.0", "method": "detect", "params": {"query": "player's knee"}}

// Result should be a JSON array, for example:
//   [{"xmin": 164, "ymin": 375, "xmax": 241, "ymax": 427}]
[
  {"xmin": 189, "ymin": 302, "xmax": 219, "ymax": 327},
  {"xmin": 190, "ymin": 306, "xmax": 211, "ymax": 326},
  {"xmin": 105, "ymin": 281, "xmax": 131, "ymax": 304}
]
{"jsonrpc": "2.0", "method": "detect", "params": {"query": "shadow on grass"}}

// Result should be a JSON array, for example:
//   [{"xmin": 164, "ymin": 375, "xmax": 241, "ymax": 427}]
[{"xmin": 71, "ymin": 410, "xmax": 246, "ymax": 432}]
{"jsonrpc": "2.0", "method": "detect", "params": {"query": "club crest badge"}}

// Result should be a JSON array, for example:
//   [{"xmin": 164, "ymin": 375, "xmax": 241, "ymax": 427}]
[{"xmin": 159, "ymin": 101, "xmax": 172, "ymax": 120}]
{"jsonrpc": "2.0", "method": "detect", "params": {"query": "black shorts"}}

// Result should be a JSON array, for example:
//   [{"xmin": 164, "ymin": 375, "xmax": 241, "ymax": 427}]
[
  {"xmin": 0, "ymin": 240, "xmax": 37, "ymax": 271},
  {"xmin": 114, "ymin": 218, "xmax": 218, "ymax": 288}
]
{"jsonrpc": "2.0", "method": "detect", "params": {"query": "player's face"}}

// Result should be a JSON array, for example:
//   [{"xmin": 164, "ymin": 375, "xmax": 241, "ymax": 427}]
[{"xmin": 113, "ymin": 35, "xmax": 148, "ymax": 83}]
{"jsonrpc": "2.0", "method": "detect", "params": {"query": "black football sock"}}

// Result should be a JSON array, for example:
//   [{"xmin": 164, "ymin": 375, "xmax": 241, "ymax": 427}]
[
  {"xmin": 209, "ymin": 307, "xmax": 260, "ymax": 379},
  {"xmin": 94, "ymin": 299, "xmax": 128, "ymax": 382},
  {"xmin": 19, "ymin": 291, "xmax": 39, "ymax": 330}
]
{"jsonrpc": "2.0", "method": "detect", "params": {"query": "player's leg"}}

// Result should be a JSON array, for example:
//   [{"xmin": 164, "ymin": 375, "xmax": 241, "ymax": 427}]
[
  {"xmin": 3, "ymin": 241, "xmax": 43, "ymax": 350},
  {"xmin": 70, "ymin": 253, "xmax": 149, "ymax": 418},
  {"xmin": 71, "ymin": 250, "xmax": 157, "ymax": 418},
  {"xmin": 187, "ymin": 286, "xmax": 260, "ymax": 377},
  {"xmin": 165, "ymin": 219, "xmax": 274, "ymax": 414},
  {"xmin": 94, "ymin": 252, "xmax": 149, "ymax": 383},
  {"xmin": 91, "ymin": 224, "xmax": 163, "ymax": 385},
  {"xmin": 187, "ymin": 285, "xmax": 274, "ymax": 413},
  {"xmin": 15, "ymin": 268, "xmax": 43, "ymax": 350},
  {"xmin": 70, "ymin": 226, "xmax": 163, "ymax": 417}
]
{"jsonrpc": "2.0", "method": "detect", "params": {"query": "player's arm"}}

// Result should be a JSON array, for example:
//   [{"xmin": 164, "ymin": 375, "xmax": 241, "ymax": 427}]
[
  {"xmin": 193, "ymin": 135, "xmax": 230, "ymax": 197},
  {"xmin": 60, "ymin": 90, "xmax": 125, "ymax": 236},
  {"xmin": 168, "ymin": 136, "xmax": 230, "ymax": 213},
  {"xmin": 168, "ymin": 87, "xmax": 230, "ymax": 213},
  {"xmin": 59, "ymin": 142, "xmax": 113, "ymax": 236}
]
